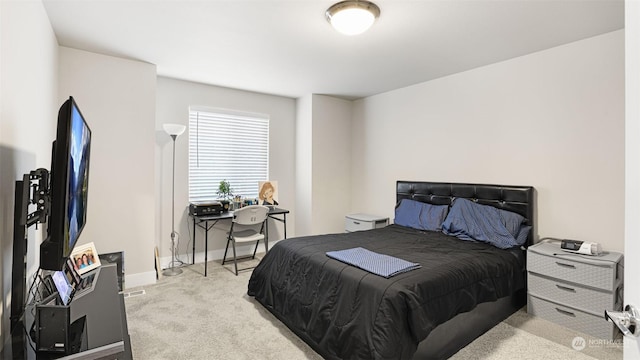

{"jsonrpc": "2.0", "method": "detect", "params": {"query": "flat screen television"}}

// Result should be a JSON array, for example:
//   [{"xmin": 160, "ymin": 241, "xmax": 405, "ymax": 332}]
[{"xmin": 40, "ymin": 96, "xmax": 92, "ymax": 271}]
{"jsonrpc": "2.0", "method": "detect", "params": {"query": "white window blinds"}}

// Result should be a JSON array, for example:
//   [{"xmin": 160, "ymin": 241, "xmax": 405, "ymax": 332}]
[{"xmin": 188, "ymin": 108, "xmax": 269, "ymax": 203}]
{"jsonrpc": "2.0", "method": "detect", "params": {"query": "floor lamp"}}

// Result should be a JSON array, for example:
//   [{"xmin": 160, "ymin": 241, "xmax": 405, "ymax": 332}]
[{"xmin": 163, "ymin": 123, "xmax": 186, "ymax": 276}]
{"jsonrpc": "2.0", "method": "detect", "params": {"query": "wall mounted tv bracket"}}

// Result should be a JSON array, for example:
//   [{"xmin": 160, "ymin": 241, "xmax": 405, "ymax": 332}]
[{"xmin": 23, "ymin": 168, "xmax": 50, "ymax": 227}]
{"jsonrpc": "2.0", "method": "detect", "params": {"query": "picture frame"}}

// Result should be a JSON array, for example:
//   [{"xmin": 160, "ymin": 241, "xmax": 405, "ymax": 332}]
[
  {"xmin": 154, "ymin": 246, "xmax": 163, "ymax": 280},
  {"xmin": 70, "ymin": 242, "xmax": 101, "ymax": 275},
  {"xmin": 64, "ymin": 257, "xmax": 82, "ymax": 286},
  {"xmin": 258, "ymin": 180, "xmax": 279, "ymax": 207}
]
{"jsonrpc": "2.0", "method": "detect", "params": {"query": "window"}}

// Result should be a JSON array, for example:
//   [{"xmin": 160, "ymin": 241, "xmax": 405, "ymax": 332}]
[{"xmin": 188, "ymin": 107, "xmax": 269, "ymax": 203}]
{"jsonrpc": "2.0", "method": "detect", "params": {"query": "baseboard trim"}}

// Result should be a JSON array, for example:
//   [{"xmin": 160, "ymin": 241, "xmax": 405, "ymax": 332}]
[{"xmin": 160, "ymin": 240, "xmax": 282, "ymax": 270}]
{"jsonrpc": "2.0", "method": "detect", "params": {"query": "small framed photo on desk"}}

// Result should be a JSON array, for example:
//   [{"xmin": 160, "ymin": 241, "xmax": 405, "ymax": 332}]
[{"xmin": 71, "ymin": 242, "xmax": 101, "ymax": 275}]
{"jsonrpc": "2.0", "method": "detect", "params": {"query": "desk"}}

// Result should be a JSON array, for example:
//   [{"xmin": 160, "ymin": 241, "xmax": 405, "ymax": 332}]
[{"xmin": 191, "ymin": 207, "xmax": 289, "ymax": 276}]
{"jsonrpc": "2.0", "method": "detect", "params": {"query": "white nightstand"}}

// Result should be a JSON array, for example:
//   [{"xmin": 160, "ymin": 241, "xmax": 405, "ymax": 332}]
[
  {"xmin": 345, "ymin": 213, "xmax": 389, "ymax": 232},
  {"xmin": 527, "ymin": 241, "xmax": 623, "ymax": 340}
]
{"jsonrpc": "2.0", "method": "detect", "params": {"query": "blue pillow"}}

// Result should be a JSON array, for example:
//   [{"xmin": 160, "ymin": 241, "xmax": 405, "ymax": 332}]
[
  {"xmin": 497, "ymin": 208, "xmax": 526, "ymax": 238},
  {"xmin": 441, "ymin": 198, "xmax": 529, "ymax": 249},
  {"xmin": 394, "ymin": 199, "xmax": 449, "ymax": 231},
  {"xmin": 515, "ymin": 224, "xmax": 532, "ymax": 245}
]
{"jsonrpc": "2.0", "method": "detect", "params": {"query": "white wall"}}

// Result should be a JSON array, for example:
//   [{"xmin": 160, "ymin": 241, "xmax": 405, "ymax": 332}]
[
  {"xmin": 58, "ymin": 47, "xmax": 157, "ymax": 288},
  {"xmin": 295, "ymin": 95, "xmax": 313, "ymax": 236},
  {"xmin": 624, "ymin": 1, "xmax": 640, "ymax": 357},
  {"xmin": 311, "ymin": 95, "xmax": 352, "ymax": 234},
  {"xmin": 352, "ymin": 30, "xmax": 625, "ymax": 253},
  {"xmin": 155, "ymin": 77, "xmax": 296, "ymax": 266},
  {"xmin": 0, "ymin": 0, "xmax": 58, "ymax": 339},
  {"xmin": 295, "ymin": 94, "xmax": 352, "ymax": 236}
]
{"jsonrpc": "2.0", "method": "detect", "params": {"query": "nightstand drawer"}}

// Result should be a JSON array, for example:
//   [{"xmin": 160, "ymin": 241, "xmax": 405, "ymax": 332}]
[
  {"xmin": 527, "ymin": 273, "xmax": 620, "ymax": 315},
  {"xmin": 345, "ymin": 214, "xmax": 388, "ymax": 232},
  {"xmin": 345, "ymin": 217, "xmax": 373, "ymax": 232},
  {"xmin": 527, "ymin": 250, "xmax": 618, "ymax": 291},
  {"xmin": 528, "ymin": 294, "xmax": 617, "ymax": 340}
]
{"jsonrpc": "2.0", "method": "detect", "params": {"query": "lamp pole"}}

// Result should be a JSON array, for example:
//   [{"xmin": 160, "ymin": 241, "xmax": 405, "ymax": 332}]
[{"xmin": 163, "ymin": 126, "xmax": 184, "ymax": 276}]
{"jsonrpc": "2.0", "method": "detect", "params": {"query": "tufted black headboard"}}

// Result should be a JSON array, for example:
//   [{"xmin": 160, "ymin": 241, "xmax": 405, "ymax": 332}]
[{"xmin": 396, "ymin": 181, "xmax": 535, "ymax": 246}]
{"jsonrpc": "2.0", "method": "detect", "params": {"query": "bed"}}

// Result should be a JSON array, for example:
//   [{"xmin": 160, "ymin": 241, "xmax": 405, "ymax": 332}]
[{"xmin": 248, "ymin": 181, "xmax": 534, "ymax": 359}]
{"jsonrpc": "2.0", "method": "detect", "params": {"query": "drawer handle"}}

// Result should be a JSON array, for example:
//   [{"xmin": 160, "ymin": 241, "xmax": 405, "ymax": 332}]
[
  {"xmin": 555, "ymin": 308, "xmax": 576, "ymax": 317},
  {"xmin": 555, "ymin": 262, "xmax": 576, "ymax": 269},
  {"xmin": 353, "ymin": 221, "xmax": 361, "ymax": 225},
  {"xmin": 555, "ymin": 284, "xmax": 576, "ymax": 292}
]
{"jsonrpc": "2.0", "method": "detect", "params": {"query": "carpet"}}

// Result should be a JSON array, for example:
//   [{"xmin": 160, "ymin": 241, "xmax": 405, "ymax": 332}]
[{"xmin": 124, "ymin": 259, "xmax": 622, "ymax": 359}]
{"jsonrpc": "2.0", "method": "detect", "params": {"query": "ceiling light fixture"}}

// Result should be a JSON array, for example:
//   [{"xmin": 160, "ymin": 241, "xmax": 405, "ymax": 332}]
[{"xmin": 326, "ymin": 0, "xmax": 380, "ymax": 36}]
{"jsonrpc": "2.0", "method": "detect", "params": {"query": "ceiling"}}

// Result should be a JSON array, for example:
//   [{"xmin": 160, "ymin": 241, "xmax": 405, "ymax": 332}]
[{"xmin": 42, "ymin": 0, "xmax": 624, "ymax": 100}]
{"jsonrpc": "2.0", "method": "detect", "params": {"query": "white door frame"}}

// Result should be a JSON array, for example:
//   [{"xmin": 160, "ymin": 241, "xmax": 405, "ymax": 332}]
[{"xmin": 624, "ymin": 1, "xmax": 640, "ymax": 358}]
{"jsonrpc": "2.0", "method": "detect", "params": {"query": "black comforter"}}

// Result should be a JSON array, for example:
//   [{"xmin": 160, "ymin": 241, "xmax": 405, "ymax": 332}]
[{"xmin": 247, "ymin": 225, "xmax": 525, "ymax": 360}]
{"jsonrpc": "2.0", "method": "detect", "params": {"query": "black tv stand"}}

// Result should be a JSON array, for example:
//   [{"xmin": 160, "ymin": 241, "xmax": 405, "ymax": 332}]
[
  {"xmin": 11, "ymin": 170, "xmax": 49, "ymax": 330},
  {"xmin": 2, "ymin": 264, "xmax": 132, "ymax": 359}
]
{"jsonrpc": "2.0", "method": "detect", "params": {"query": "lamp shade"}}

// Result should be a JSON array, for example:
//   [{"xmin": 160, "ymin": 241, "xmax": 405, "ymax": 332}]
[
  {"xmin": 326, "ymin": 0, "xmax": 380, "ymax": 36},
  {"xmin": 163, "ymin": 123, "xmax": 186, "ymax": 137}
]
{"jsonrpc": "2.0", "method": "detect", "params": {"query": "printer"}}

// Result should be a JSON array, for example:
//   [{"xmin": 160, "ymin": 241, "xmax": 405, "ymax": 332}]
[{"xmin": 189, "ymin": 201, "xmax": 225, "ymax": 216}]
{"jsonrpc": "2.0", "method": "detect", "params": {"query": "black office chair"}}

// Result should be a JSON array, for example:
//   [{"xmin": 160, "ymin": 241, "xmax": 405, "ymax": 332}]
[{"xmin": 222, "ymin": 205, "xmax": 270, "ymax": 275}]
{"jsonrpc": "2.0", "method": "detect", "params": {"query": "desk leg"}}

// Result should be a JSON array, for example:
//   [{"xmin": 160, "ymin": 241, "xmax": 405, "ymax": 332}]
[
  {"xmin": 264, "ymin": 219, "xmax": 269, "ymax": 253},
  {"xmin": 283, "ymin": 213, "xmax": 287, "ymax": 239},
  {"xmin": 192, "ymin": 218, "xmax": 196, "ymax": 265},
  {"xmin": 205, "ymin": 220, "xmax": 208, "ymax": 277}
]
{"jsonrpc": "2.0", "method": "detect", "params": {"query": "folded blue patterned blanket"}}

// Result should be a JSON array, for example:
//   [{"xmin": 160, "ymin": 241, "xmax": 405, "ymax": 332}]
[{"xmin": 326, "ymin": 247, "xmax": 421, "ymax": 278}]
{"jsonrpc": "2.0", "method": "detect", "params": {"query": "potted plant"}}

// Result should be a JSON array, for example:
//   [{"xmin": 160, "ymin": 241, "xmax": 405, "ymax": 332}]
[
  {"xmin": 216, "ymin": 180, "xmax": 233, "ymax": 211},
  {"xmin": 217, "ymin": 180, "xmax": 233, "ymax": 199}
]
